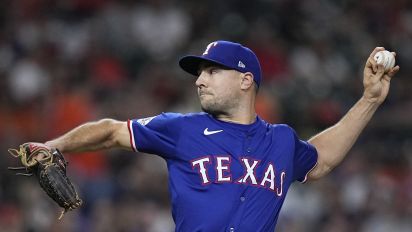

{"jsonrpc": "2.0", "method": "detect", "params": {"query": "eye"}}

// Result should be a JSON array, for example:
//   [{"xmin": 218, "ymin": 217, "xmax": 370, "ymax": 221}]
[{"xmin": 210, "ymin": 68, "xmax": 219, "ymax": 74}]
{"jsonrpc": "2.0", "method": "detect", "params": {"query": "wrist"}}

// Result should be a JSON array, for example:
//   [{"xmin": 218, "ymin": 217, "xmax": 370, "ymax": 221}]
[
  {"xmin": 359, "ymin": 96, "xmax": 381, "ymax": 111},
  {"xmin": 45, "ymin": 140, "xmax": 62, "ymax": 151},
  {"xmin": 361, "ymin": 94, "xmax": 383, "ymax": 106}
]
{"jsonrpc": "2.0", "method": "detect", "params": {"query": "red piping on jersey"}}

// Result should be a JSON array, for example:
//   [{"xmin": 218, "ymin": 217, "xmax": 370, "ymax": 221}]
[
  {"xmin": 300, "ymin": 161, "xmax": 318, "ymax": 183},
  {"xmin": 127, "ymin": 119, "xmax": 137, "ymax": 152}
]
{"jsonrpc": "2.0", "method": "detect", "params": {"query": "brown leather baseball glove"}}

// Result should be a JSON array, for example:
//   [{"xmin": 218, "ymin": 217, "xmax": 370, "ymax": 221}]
[{"xmin": 8, "ymin": 143, "xmax": 82, "ymax": 219}]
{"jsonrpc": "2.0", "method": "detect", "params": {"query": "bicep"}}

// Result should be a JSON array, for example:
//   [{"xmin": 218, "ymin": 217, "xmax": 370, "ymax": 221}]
[
  {"xmin": 306, "ymin": 139, "xmax": 332, "ymax": 181},
  {"xmin": 306, "ymin": 161, "xmax": 326, "ymax": 181},
  {"xmin": 127, "ymin": 113, "xmax": 182, "ymax": 158},
  {"xmin": 290, "ymin": 130, "xmax": 318, "ymax": 182}
]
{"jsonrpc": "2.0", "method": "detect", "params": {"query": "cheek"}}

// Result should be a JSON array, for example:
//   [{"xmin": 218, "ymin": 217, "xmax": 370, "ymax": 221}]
[
  {"xmin": 210, "ymin": 73, "xmax": 240, "ymax": 100},
  {"xmin": 219, "ymin": 79, "xmax": 238, "ymax": 96},
  {"xmin": 214, "ymin": 86, "xmax": 238, "ymax": 106}
]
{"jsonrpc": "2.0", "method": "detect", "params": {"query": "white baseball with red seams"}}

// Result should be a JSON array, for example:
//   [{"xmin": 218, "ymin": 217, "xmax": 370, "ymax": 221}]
[{"xmin": 373, "ymin": 50, "xmax": 395, "ymax": 72}]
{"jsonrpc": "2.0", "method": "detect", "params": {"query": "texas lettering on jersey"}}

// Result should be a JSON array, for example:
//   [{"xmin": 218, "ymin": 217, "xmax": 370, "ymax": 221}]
[{"xmin": 191, "ymin": 156, "xmax": 285, "ymax": 196}]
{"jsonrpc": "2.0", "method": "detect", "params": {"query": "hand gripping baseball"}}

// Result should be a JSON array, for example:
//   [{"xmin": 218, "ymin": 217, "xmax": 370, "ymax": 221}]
[
  {"xmin": 363, "ymin": 47, "xmax": 400, "ymax": 104},
  {"xmin": 8, "ymin": 142, "xmax": 82, "ymax": 219}
]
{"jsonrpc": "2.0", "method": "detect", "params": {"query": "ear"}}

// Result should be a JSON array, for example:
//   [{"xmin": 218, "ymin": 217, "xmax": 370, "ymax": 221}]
[{"xmin": 240, "ymin": 72, "xmax": 254, "ymax": 91}]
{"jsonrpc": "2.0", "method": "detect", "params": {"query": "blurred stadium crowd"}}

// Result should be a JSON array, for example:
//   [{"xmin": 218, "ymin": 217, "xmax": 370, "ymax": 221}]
[{"xmin": 0, "ymin": 0, "xmax": 412, "ymax": 231}]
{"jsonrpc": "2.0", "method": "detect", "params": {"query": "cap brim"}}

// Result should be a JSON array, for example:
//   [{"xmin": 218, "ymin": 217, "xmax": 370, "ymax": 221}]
[{"xmin": 179, "ymin": 55, "xmax": 231, "ymax": 77}]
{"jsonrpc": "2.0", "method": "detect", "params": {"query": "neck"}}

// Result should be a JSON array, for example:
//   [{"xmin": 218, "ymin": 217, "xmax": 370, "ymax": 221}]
[
  {"xmin": 216, "ymin": 112, "xmax": 257, "ymax": 125},
  {"xmin": 215, "ymin": 94, "xmax": 257, "ymax": 125},
  {"xmin": 214, "ymin": 99, "xmax": 256, "ymax": 125}
]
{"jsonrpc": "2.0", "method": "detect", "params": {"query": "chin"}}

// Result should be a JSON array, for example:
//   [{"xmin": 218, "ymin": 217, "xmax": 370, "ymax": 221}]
[
  {"xmin": 199, "ymin": 97, "xmax": 229, "ymax": 116},
  {"xmin": 201, "ymin": 104, "xmax": 226, "ymax": 117}
]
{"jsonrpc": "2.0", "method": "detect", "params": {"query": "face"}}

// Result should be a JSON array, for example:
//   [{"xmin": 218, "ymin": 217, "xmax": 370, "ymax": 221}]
[{"xmin": 196, "ymin": 63, "xmax": 243, "ymax": 116}]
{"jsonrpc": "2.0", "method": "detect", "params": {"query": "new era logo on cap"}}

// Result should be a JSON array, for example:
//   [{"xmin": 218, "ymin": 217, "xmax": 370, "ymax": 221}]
[
  {"xmin": 179, "ymin": 41, "xmax": 262, "ymax": 87},
  {"xmin": 238, "ymin": 61, "xmax": 246, "ymax": 68}
]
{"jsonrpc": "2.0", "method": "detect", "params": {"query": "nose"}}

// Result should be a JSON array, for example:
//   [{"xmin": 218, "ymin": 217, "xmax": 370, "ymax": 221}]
[{"xmin": 196, "ymin": 71, "xmax": 207, "ymax": 88}]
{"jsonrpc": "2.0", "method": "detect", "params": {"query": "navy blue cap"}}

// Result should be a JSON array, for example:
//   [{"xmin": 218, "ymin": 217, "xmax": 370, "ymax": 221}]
[{"xmin": 179, "ymin": 40, "xmax": 262, "ymax": 87}]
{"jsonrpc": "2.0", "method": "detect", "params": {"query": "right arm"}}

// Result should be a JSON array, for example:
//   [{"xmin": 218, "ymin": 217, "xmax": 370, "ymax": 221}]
[{"xmin": 45, "ymin": 119, "xmax": 131, "ymax": 153}]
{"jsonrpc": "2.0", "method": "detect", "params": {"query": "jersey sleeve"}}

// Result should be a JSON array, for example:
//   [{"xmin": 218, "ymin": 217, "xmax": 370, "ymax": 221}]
[
  {"xmin": 292, "ymin": 130, "xmax": 318, "ymax": 183},
  {"xmin": 127, "ymin": 112, "xmax": 182, "ymax": 159}
]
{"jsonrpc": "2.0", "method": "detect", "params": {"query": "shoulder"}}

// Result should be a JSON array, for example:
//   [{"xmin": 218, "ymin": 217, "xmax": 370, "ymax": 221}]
[
  {"xmin": 269, "ymin": 123, "xmax": 294, "ymax": 131},
  {"xmin": 156, "ymin": 112, "xmax": 208, "ymax": 119},
  {"xmin": 267, "ymin": 123, "xmax": 297, "ymax": 138},
  {"xmin": 163, "ymin": 112, "xmax": 210, "ymax": 122},
  {"xmin": 138, "ymin": 112, "xmax": 208, "ymax": 125}
]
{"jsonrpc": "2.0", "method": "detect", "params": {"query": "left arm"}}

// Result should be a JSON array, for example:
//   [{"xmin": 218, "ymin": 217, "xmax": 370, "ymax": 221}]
[{"xmin": 307, "ymin": 47, "xmax": 399, "ymax": 180}]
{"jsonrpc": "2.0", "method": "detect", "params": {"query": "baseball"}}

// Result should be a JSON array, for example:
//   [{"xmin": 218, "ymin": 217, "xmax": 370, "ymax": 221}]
[{"xmin": 373, "ymin": 50, "xmax": 395, "ymax": 72}]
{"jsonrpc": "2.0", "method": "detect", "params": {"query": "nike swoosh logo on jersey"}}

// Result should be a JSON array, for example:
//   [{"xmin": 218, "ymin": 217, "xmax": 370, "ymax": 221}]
[{"xmin": 203, "ymin": 128, "xmax": 223, "ymax": 135}]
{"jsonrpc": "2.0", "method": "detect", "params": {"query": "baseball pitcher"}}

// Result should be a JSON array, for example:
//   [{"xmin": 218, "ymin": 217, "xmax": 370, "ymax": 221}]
[{"xmin": 10, "ymin": 41, "xmax": 399, "ymax": 231}]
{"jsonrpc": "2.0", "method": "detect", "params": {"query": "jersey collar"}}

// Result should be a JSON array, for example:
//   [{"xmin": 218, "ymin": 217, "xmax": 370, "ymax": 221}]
[{"xmin": 207, "ymin": 114, "xmax": 266, "ymax": 135}]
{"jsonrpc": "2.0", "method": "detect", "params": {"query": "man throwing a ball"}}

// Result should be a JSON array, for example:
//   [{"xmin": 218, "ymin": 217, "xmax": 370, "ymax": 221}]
[{"xmin": 16, "ymin": 41, "xmax": 399, "ymax": 231}]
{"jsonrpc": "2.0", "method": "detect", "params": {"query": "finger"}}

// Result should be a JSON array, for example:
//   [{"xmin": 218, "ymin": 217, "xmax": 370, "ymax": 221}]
[
  {"xmin": 367, "ymin": 47, "xmax": 385, "ymax": 73},
  {"xmin": 376, "ymin": 63, "xmax": 385, "ymax": 78},
  {"xmin": 391, "ymin": 51, "xmax": 396, "ymax": 57},
  {"xmin": 367, "ymin": 57, "xmax": 378, "ymax": 73},
  {"xmin": 369, "ymin": 47, "xmax": 385, "ymax": 59},
  {"xmin": 387, "ymin": 65, "xmax": 400, "ymax": 77}
]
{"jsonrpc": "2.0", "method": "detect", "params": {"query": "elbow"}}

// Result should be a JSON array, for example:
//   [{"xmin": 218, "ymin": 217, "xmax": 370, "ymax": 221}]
[{"xmin": 97, "ymin": 118, "xmax": 122, "ymax": 149}]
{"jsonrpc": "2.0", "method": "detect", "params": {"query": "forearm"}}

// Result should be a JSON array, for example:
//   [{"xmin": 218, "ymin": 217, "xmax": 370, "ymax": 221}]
[
  {"xmin": 45, "ymin": 119, "xmax": 130, "ymax": 153},
  {"xmin": 308, "ymin": 97, "xmax": 380, "ymax": 179}
]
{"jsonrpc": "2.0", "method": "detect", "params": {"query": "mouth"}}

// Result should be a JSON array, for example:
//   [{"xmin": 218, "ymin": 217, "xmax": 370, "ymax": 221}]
[{"xmin": 198, "ymin": 90, "xmax": 211, "ymax": 97}]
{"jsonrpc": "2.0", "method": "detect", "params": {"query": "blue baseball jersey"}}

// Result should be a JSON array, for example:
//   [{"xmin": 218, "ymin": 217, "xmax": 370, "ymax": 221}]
[{"xmin": 128, "ymin": 112, "xmax": 317, "ymax": 232}]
